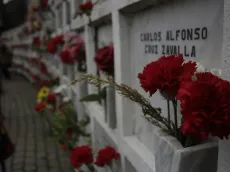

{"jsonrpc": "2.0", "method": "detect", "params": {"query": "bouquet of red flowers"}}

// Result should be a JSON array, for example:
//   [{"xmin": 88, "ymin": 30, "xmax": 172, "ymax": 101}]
[{"xmin": 73, "ymin": 54, "xmax": 230, "ymax": 147}]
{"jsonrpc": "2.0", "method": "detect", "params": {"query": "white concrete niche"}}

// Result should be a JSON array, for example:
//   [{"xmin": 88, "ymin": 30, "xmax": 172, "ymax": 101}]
[
  {"xmin": 125, "ymin": 158, "xmax": 138, "ymax": 172},
  {"xmin": 120, "ymin": 0, "xmax": 223, "ymax": 154},
  {"xmin": 93, "ymin": 117, "xmax": 121, "ymax": 172},
  {"xmin": 91, "ymin": 0, "xmax": 112, "ymax": 23},
  {"xmin": 72, "ymin": 30, "xmax": 88, "ymax": 99},
  {"xmin": 96, "ymin": 22, "xmax": 116, "ymax": 129}
]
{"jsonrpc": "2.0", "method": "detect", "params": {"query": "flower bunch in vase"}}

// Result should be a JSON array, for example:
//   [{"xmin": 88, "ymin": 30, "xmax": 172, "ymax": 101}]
[
  {"xmin": 80, "ymin": 44, "xmax": 114, "ymax": 103},
  {"xmin": 74, "ymin": 1, "xmax": 99, "ymax": 25},
  {"xmin": 72, "ymin": 54, "xmax": 229, "ymax": 172},
  {"xmin": 60, "ymin": 33, "xmax": 86, "ymax": 72}
]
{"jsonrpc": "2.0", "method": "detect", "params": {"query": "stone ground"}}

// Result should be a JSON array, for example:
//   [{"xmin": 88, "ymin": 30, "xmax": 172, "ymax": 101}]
[{"xmin": 1, "ymin": 75, "xmax": 74, "ymax": 172}]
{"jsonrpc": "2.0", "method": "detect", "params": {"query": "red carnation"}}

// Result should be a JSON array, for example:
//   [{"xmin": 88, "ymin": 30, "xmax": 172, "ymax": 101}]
[
  {"xmin": 40, "ymin": 62, "xmax": 48, "ymax": 74},
  {"xmin": 95, "ymin": 146, "xmax": 120, "ymax": 167},
  {"xmin": 32, "ymin": 36, "xmax": 41, "ymax": 46},
  {"xmin": 41, "ymin": 79, "xmax": 50, "ymax": 87},
  {"xmin": 60, "ymin": 49, "xmax": 75, "ymax": 64},
  {"xmin": 177, "ymin": 72, "xmax": 230, "ymax": 141},
  {"xmin": 138, "ymin": 54, "xmax": 196, "ymax": 99},
  {"xmin": 53, "ymin": 35, "xmax": 64, "ymax": 44},
  {"xmin": 79, "ymin": 2, "xmax": 93, "ymax": 11},
  {"xmin": 47, "ymin": 93, "xmax": 56, "ymax": 103},
  {"xmin": 47, "ymin": 35, "xmax": 64, "ymax": 54},
  {"xmin": 94, "ymin": 45, "xmax": 114, "ymax": 75},
  {"xmin": 70, "ymin": 145, "xmax": 93, "ymax": 168},
  {"xmin": 47, "ymin": 41, "xmax": 57, "ymax": 54},
  {"xmin": 34, "ymin": 102, "xmax": 46, "ymax": 112},
  {"xmin": 32, "ymin": 74, "xmax": 40, "ymax": 81},
  {"xmin": 69, "ymin": 44, "xmax": 84, "ymax": 62},
  {"xmin": 41, "ymin": 0, "xmax": 48, "ymax": 8}
]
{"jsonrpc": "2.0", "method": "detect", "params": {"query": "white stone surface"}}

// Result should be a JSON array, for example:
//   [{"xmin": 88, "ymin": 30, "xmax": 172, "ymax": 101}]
[
  {"xmin": 106, "ymin": 86, "xmax": 116, "ymax": 129},
  {"xmin": 218, "ymin": 1, "xmax": 230, "ymax": 172},
  {"xmin": 93, "ymin": 117, "xmax": 121, "ymax": 172},
  {"xmin": 155, "ymin": 131, "xmax": 218, "ymax": 172},
  {"xmin": 97, "ymin": 24, "xmax": 113, "ymax": 48}
]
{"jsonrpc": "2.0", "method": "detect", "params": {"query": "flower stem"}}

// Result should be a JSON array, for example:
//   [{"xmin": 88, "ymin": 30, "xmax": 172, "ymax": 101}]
[
  {"xmin": 184, "ymin": 136, "xmax": 193, "ymax": 147},
  {"xmin": 167, "ymin": 99, "xmax": 171, "ymax": 126},
  {"xmin": 86, "ymin": 164, "xmax": 95, "ymax": 172},
  {"xmin": 172, "ymin": 99, "xmax": 178, "ymax": 139}
]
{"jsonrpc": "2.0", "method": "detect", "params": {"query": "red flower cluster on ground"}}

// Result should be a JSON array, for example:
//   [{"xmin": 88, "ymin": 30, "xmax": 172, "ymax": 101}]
[
  {"xmin": 34, "ymin": 102, "xmax": 46, "ymax": 112},
  {"xmin": 79, "ymin": 2, "xmax": 93, "ymax": 11},
  {"xmin": 70, "ymin": 145, "xmax": 93, "ymax": 168},
  {"xmin": 60, "ymin": 49, "xmax": 75, "ymax": 64},
  {"xmin": 47, "ymin": 35, "xmax": 64, "ymax": 54},
  {"xmin": 95, "ymin": 146, "xmax": 120, "ymax": 167},
  {"xmin": 177, "ymin": 72, "xmax": 230, "ymax": 141},
  {"xmin": 138, "ymin": 54, "xmax": 197, "ymax": 98},
  {"xmin": 94, "ymin": 45, "xmax": 114, "ymax": 75},
  {"xmin": 32, "ymin": 36, "xmax": 41, "ymax": 46},
  {"xmin": 47, "ymin": 93, "xmax": 56, "ymax": 103}
]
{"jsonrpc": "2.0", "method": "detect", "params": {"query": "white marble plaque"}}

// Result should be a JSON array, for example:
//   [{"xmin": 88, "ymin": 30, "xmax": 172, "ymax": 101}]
[{"xmin": 128, "ymin": 0, "xmax": 223, "ymax": 152}]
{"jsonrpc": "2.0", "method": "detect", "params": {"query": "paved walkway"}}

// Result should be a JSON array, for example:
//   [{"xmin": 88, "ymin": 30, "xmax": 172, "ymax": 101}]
[{"xmin": 1, "ymin": 75, "xmax": 74, "ymax": 172}]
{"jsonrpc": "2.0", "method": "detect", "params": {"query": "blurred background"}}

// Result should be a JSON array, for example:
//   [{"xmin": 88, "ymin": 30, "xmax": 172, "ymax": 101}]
[{"xmin": 0, "ymin": 0, "xmax": 28, "ymax": 34}]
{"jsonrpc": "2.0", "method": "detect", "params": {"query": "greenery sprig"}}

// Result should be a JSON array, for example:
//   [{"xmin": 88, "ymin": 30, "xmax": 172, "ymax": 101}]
[{"xmin": 71, "ymin": 73, "xmax": 175, "ymax": 136}]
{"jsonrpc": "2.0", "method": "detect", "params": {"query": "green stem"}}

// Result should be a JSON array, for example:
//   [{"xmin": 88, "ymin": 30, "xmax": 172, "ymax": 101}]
[
  {"xmin": 86, "ymin": 164, "xmax": 95, "ymax": 172},
  {"xmin": 184, "ymin": 136, "xmax": 193, "ymax": 147},
  {"xmin": 172, "ymin": 99, "xmax": 178, "ymax": 139},
  {"xmin": 167, "ymin": 99, "xmax": 171, "ymax": 126}
]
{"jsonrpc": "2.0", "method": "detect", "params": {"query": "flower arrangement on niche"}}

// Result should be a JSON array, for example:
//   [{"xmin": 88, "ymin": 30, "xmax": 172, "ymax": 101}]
[
  {"xmin": 47, "ymin": 35, "xmax": 64, "ymax": 54},
  {"xmin": 32, "ymin": 29, "xmax": 52, "ymax": 52},
  {"xmin": 72, "ymin": 54, "xmax": 230, "ymax": 147},
  {"xmin": 80, "ymin": 45, "xmax": 114, "ymax": 103},
  {"xmin": 74, "ymin": 1, "xmax": 93, "ymax": 18},
  {"xmin": 34, "ymin": 96, "xmax": 120, "ymax": 171},
  {"xmin": 27, "ymin": 56, "xmax": 59, "ymax": 89},
  {"xmin": 60, "ymin": 32, "xmax": 87, "ymax": 72},
  {"xmin": 74, "ymin": 1, "xmax": 100, "ymax": 25},
  {"xmin": 32, "ymin": 36, "xmax": 41, "ymax": 47}
]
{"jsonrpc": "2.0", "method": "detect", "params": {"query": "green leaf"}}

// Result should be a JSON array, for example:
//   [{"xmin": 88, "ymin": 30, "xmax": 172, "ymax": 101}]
[{"xmin": 80, "ymin": 94, "xmax": 102, "ymax": 102}]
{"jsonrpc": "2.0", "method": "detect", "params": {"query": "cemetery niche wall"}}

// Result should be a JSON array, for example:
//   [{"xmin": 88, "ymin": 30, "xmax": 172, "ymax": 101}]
[
  {"xmin": 3, "ymin": 0, "xmax": 230, "ymax": 172},
  {"xmin": 127, "ymin": 0, "xmax": 223, "ymax": 153}
]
